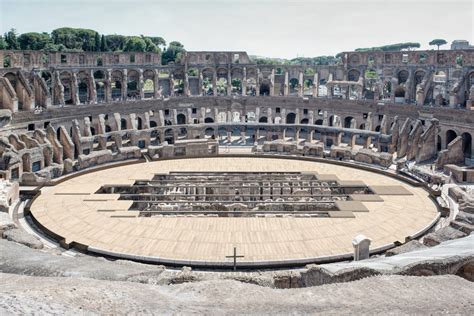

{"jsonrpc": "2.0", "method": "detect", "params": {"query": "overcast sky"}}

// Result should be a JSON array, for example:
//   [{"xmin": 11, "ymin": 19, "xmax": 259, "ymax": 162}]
[{"xmin": 1, "ymin": 0, "xmax": 472, "ymax": 58}]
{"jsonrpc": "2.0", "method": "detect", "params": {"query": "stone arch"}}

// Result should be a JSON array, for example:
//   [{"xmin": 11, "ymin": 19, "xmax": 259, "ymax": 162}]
[
  {"xmin": 397, "ymin": 70, "xmax": 409, "ymax": 84},
  {"xmin": 348, "ymin": 69, "xmax": 360, "ymax": 82},
  {"xmin": 289, "ymin": 78, "xmax": 299, "ymax": 95},
  {"xmin": 344, "ymin": 116, "xmax": 354, "ymax": 128},
  {"xmin": 394, "ymin": 86, "xmax": 405, "ymax": 98},
  {"xmin": 77, "ymin": 71, "xmax": 90, "ymax": 103},
  {"xmin": 300, "ymin": 118, "xmax": 309, "ymax": 124},
  {"xmin": 164, "ymin": 128, "xmax": 174, "ymax": 144},
  {"xmin": 150, "ymin": 120, "xmax": 157, "ymax": 128},
  {"xmin": 259, "ymin": 81, "xmax": 270, "ymax": 96},
  {"xmin": 59, "ymin": 71, "xmax": 73, "ymax": 104},
  {"xmin": 205, "ymin": 127, "xmax": 215, "ymax": 138},
  {"xmin": 204, "ymin": 117, "xmax": 214, "ymax": 123},
  {"xmin": 111, "ymin": 70, "xmax": 123, "ymax": 100},
  {"xmin": 3, "ymin": 55, "xmax": 11, "ymax": 68},
  {"xmin": 446, "ymin": 129, "xmax": 457, "ymax": 148},
  {"xmin": 127, "ymin": 70, "xmax": 140, "ymax": 98},
  {"xmin": 177, "ymin": 113, "xmax": 186, "ymax": 125},
  {"xmin": 137, "ymin": 117, "xmax": 143, "ymax": 130},
  {"xmin": 315, "ymin": 119, "xmax": 323, "ymax": 125},
  {"xmin": 120, "ymin": 118, "xmax": 127, "ymax": 130},
  {"xmin": 461, "ymin": 132, "xmax": 472, "ymax": 158},
  {"xmin": 286, "ymin": 112, "xmax": 296, "ymax": 124},
  {"xmin": 259, "ymin": 116, "xmax": 268, "ymax": 123},
  {"xmin": 143, "ymin": 70, "xmax": 155, "ymax": 98}
]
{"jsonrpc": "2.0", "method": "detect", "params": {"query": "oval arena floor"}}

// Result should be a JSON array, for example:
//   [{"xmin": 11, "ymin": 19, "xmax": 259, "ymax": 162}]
[{"xmin": 30, "ymin": 157, "xmax": 439, "ymax": 266}]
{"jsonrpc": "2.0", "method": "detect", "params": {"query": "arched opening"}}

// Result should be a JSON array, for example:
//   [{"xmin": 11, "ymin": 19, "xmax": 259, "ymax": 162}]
[
  {"xmin": 127, "ymin": 70, "xmax": 139, "ymax": 98},
  {"xmin": 303, "ymin": 79, "xmax": 313, "ymax": 96},
  {"xmin": 111, "ymin": 70, "xmax": 122, "ymax": 100},
  {"xmin": 3, "ymin": 55, "xmax": 11, "ymax": 68},
  {"xmin": 205, "ymin": 127, "xmax": 215, "ymax": 138},
  {"xmin": 121, "ymin": 118, "xmax": 127, "ymax": 130},
  {"xmin": 286, "ymin": 112, "xmax": 296, "ymax": 124},
  {"xmin": 246, "ymin": 78, "xmax": 257, "ymax": 96},
  {"xmin": 375, "ymin": 125, "xmax": 381, "ymax": 132},
  {"xmin": 177, "ymin": 113, "xmax": 186, "ymax": 125},
  {"xmin": 446, "ymin": 130, "xmax": 457, "ymax": 148},
  {"xmin": 344, "ymin": 116, "xmax": 354, "ymax": 128},
  {"xmin": 300, "ymin": 118, "xmax": 309, "ymax": 124},
  {"xmin": 394, "ymin": 87, "xmax": 405, "ymax": 98},
  {"xmin": 259, "ymin": 82, "xmax": 270, "ymax": 96},
  {"xmin": 90, "ymin": 127, "xmax": 96, "ymax": 136},
  {"xmin": 348, "ymin": 69, "xmax": 360, "ymax": 82},
  {"xmin": 259, "ymin": 116, "xmax": 268, "ymax": 123},
  {"xmin": 164, "ymin": 129, "xmax": 174, "ymax": 144},
  {"xmin": 231, "ymin": 78, "xmax": 242, "ymax": 95},
  {"xmin": 59, "ymin": 72, "xmax": 73, "ymax": 104},
  {"xmin": 359, "ymin": 123, "xmax": 366, "ymax": 130},
  {"xmin": 96, "ymin": 57, "xmax": 103, "ymax": 67},
  {"xmin": 397, "ymin": 70, "xmax": 409, "ymax": 84},
  {"xmin": 105, "ymin": 125, "xmax": 112, "ymax": 133},
  {"xmin": 289, "ymin": 78, "xmax": 299, "ymax": 95},
  {"xmin": 41, "ymin": 71, "xmax": 52, "ymax": 95},
  {"xmin": 77, "ymin": 72, "xmax": 90, "ymax": 103},
  {"xmin": 150, "ymin": 121, "xmax": 157, "ymax": 128},
  {"xmin": 78, "ymin": 81, "xmax": 89, "ymax": 104},
  {"xmin": 93, "ymin": 72, "xmax": 105, "ymax": 102},
  {"xmin": 329, "ymin": 115, "xmax": 335, "ymax": 127},
  {"xmin": 437, "ymin": 135, "xmax": 442, "ymax": 151},
  {"xmin": 137, "ymin": 117, "xmax": 143, "ymax": 130},
  {"xmin": 315, "ymin": 119, "xmax": 323, "ymax": 125},
  {"xmin": 461, "ymin": 132, "xmax": 472, "ymax": 158},
  {"xmin": 204, "ymin": 117, "xmax": 214, "ymax": 124},
  {"xmin": 383, "ymin": 81, "xmax": 392, "ymax": 100},
  {"xmin": 143, "ymin": 70, "xmax": 155, "ymax": 98},
  {"xmin": 216, "ymin": 77, "xmax": 228, "ymax": 96}
]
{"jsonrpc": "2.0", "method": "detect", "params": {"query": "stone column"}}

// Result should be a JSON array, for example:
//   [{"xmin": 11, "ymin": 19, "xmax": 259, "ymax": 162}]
[
  {"xmin": 227, "ymin": 70, "xmax": 232, "ymax": 96},
  {"xmin": 298, "ymin": 71, "xmax": 304, "ymax": 97},
  {"xmin": 169, "ymin": 74, "xmax": 175, "ymax": 97},
  {"xmin": 122, "ymin": 69, "xmax": 128, "ymax": 100},
  {"xmin": 284, "ymin": 71, "xmax": 289, "ymax": 96},
  {"xmin": 105, "ymin": 69, "xmax": 112, "ymax": 102},
  {"xmin": 71, "ymin": 71, "xmax": 80, "ymax": 105},
  {"xmin": 212, "ymin": 71, "xmax": 217, "ymax": 96},
  {"xmin": 267, "ymin": 107, "xmax": 272, "ymax": 123},
  {"xmin": 153, "ymin": 69, "xmax": 160, "ymax": 98},
  {"xmin": 242, "ymin": 67, "xmax": 247, "ymax": 96},
  {"xmin": 313, "ymin": 73, "xmax": 319, "ymax": 97},
  {"xmin": 270, "ymin": 69, "xmax": 275, "ymax": 96},
  {"xmin": 184, "ymin": 73, "xmax": 190, "ymax": 97},
  {"xmin": 138, "ymin": 69, "xmax": 144, "ymax": 99}
]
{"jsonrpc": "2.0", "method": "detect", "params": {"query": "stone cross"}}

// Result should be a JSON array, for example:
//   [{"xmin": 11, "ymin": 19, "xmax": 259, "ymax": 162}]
[{"xmin": 226, "ymin": 247, "xmax": 244, "ymax": 271}]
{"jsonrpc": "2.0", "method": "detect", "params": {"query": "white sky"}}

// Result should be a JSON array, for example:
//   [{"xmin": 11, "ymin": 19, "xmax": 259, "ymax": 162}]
[{"xmin": 1, "ymin": 0, "xmax": 473, "ymax": 58}]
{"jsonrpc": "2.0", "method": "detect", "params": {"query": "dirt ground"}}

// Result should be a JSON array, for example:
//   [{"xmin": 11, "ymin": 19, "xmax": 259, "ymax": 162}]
[{"xmin": 0, "ymin": 273, "xmax": 473, "ymax": 314}]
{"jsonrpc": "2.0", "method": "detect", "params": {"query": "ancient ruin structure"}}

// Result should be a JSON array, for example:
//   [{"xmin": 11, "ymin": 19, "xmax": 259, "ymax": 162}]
[{"xmin": 0, "ymin": 47, "xmax": 473, "ymax": 271}]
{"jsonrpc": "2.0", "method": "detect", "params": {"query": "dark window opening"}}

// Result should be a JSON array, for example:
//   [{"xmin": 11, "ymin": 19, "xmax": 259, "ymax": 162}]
[{"xmin": 27, "ymin": 124, "xmax": 35, "ymax": 131}]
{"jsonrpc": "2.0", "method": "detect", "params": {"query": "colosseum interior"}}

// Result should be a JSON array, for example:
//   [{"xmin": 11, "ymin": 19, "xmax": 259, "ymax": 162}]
[{"xmin": 0, "ymin": 38, "xmax": 473, "ymax": 313}]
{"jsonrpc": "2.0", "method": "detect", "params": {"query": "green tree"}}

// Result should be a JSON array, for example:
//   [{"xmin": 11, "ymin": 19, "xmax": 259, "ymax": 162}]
[
  {"xmin": 0, "ymin": 36, "xmax": 6, "ymax": 49},
  {"xmin": 94, "ymin": 32, "xmax": 101, "ymax": 51},
  {"xmin": 148, "ymin": 36, "xmax": 166, "ymax": 48},
  {"xmin": 123, "ymin": 36, "xmax": 146, "ymax": 52},
  {"xmin": 142, "ymin": 36, "xmax": 159, "ymax": 52},
  {"xmin": 161, "ymin": 41, "xmax": 185, "ymax": 65},
  {"xmin": 100, "ymin": 34, "xmax": 108, "ymax": 51},
  {"xmin": 429, "ymin": 39, "xmax": 447, "ymax": 51},
  {"xmin": 105, "ymin": 34, "xmax": 127, "ymax": 51},
  {"xmin": 4, "ymin": 28, "xmax": 19, "ymax": 49},
  {"xmin": 51, "ymin": 27, "xmax": 98, "ymax": 51},
  {"xmin": 18, "ymin": 32, "xmax": 51, "ymax": 50}
]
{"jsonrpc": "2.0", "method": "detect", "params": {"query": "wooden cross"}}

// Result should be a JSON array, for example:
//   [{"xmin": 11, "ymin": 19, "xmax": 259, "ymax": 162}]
[{"xmin": 225, "ymin": 247, "xmax": 244, "ymax": 271}]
